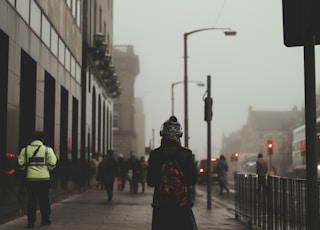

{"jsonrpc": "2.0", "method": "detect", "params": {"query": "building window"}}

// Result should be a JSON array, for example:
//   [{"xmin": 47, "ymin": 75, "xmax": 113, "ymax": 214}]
[
  {"xmin": 16, "ymin": 0, "xmax": 30, "ymax": 24},
  {"xmin": 71, "ymin": 56, "xmax": 75, "ymax": 77},
  {"xmin": 65, "ymin": 48, "xmax": 71, "ymax": 72},
  {"xmin": 58, "ymin": 38, "xmax": 65, "ymax": 65},
  {"xmin": 76, "ymin": 0, "xmax": 81, "ymax": 27},
  {"xmin": 99, "ymin": 6, "xmax": 102, "ymax": 32},
  {"xmin": 113, "ymin": 111, "xmax": 119, "ymax": 130},
  {"xmin": 87, "ymin": 71, "xmax": 91, "ymax": 93},
  {"xmin": 50, "ymin": 28, "xmax": 58, "ymax": 57},
  {"xmin": 76, "ymin": 63, "xmax": 81, "ymax": 83},
  {"xmin": 104, "ymin": 22, "xmax": 106, "ymax": 41},
  {"xmin": 93, "ymin": 0, "xmax": 97, "ymax": 34},
  {"xmin": 41, "ymin": 14, "xmax": 51, "ymax": 48},
  {"xmin": 30, "ymin": 0, "xmax": 41, "ymax": 37},
  {"xmin": 72, "ymin": 0, "xmax": 76, "ymax": 18},
  {"xmin": 60, "ymin": 86, "xmax": 69, "ymax": 163},
  {"xmin": 66, "ymin": 0, "xmax": 71, "ymax": 8},
  {"xmin": 0, "ymin": 29, "xmax": 9, "ymax": 164},
  {"xmin": 7, "ymin": 0, "xmax": 15, "ymax": 7}
]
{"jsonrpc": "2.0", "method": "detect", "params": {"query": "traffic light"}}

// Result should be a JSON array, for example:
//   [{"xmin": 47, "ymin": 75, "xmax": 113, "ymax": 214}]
[
  {"xmin": 231, "ymin": 152, "xmax": 239, "ymax": 162},
  {"xmin": 204, "ymin": 97, "xmax": 213, "ymax": 122},
  {"xmin": 267, "ymin": 140, "xmax": 273, "ymax": 155}
]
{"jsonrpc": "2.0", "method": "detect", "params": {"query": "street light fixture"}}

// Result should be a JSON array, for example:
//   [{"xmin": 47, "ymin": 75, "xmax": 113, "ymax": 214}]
[
  {"xmin": 183, "ymin": 27, "xmax": 236, "ymax": 148},
  {"xmin": 171, "ymin": 81, "xmax": 205, "ymax": 115}
]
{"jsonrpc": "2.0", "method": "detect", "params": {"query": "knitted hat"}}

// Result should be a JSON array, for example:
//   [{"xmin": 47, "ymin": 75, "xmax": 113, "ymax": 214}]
[{"xmin": 160, "ymin": 116, "xmax": 183, "ymax": 138}]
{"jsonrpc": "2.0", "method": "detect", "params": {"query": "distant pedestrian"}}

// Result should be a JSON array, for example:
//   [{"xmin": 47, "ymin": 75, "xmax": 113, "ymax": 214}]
[
  {"xmin": 256, "ymin": 153, "xmax": 268, "ymax": 193},
  {"xmin": 147, "ymin": 116, "xmax": 198, "ymax": 230},
  {"xmin": 126, "ymin": 151, "xmax": 135, "ymax": 192},
  {"xmin": 215, "ymin": 154, "xmax": 229, "ymax": 195},
  {"xmin": 97, "ymin": 150, "xmax": 119, "ymax": 201},
  {"xmin": 117, "ymin": 153, "xmax": 127, "ymax": 191},
  {"xmin": 139, "ymin": 156, "xmax": 148, "ymax": 193},
  {"xmin": 131, "ymin": 155, "xmax": 142, "ymax": 193},
  {"xmin": 95, "ymin": 155, "xmax": 104, "ymax": 190},
  {"xmin": 18, "ymin": 131, "xmax": 57, "ymax": 228}
]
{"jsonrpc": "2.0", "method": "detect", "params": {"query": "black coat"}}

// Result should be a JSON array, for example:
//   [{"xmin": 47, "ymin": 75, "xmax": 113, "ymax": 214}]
[
  {"xmin": 97, "ymin": 156, "xmax": 119, "ymax": 182},
  {"xmin": 147, "ymin": 138, "xmax": 198, "ymax": 230}
]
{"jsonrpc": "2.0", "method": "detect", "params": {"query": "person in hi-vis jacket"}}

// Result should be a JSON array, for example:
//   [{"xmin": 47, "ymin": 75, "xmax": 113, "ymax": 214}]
[{"xmin": 18, "ymin": 131, "xmax": 57, "ymax": 228}]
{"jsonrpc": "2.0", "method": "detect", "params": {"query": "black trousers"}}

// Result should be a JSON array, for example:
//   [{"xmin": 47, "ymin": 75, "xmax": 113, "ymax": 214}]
[
  {"xmin": 104, "ymin": 176, "xmax": 115, "ymax": 200},
  {"xmin": 152, "ymin": 206, "xmax": 198, "ymax": 230},
  {"xmin": 26, "ymin": 180, "xmax": 51, "ymax": 225}
]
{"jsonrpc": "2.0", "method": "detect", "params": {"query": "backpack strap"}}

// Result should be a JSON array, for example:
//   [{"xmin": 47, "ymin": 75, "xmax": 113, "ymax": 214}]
[
  {"xmin": 25, "ymin": 145, "xmax": 41, "ymax": 167},
  {"xmin": 24, "ymin": 146, "xmax": 27, "ymax": 166},
  {"xmin": 45, "ymin": 147, "xmax": 48, "ymax": 164}
]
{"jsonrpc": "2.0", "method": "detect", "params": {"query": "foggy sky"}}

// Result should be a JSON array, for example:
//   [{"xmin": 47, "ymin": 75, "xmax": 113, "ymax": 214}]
[{"xmin": 114, "ymin": 0, "xmax": 320, "ymax": 160}]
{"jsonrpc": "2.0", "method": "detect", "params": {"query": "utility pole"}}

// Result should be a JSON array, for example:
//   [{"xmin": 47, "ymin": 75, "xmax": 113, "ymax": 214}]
[
  {"xmin": 204, "ymin": 75, "xmax": 212, "ymax": 209},
  {"xmin": 282, "ymin": 1, "xmax": 319, "ymax": 227}
]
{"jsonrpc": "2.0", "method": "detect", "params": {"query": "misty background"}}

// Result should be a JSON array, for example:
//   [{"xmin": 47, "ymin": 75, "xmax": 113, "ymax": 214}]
[{"xmin": 114, "ymin": 1, "xmax": 320, "ymax": 160}]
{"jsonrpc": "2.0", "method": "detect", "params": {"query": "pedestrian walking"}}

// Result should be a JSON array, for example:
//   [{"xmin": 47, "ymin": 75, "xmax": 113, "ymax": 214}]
[
  {"xmin": 215, "ymin": 154, "xmax": 229, "ymax": 195},
  {"xmin": 18, "ymin": 131, "xmax": 57, "ymax": 228},
  {"xmin": 117, "ymin": 153, "xmax": 127, "ymax": 191},
  {"xmin": 131, "ymin": 155, "xmax": 142, "ymax": 194},
  {"xmin": 147, "ymin": 116, "xmax": 198, "ymax": 230},
  {"xmin": 256, "ymin": 153, "xmax": 268, "ymax": 194},
  {"xmin": 139, "ymin": 156, "xmax": 148, "ymax": 193},
  {"xmin": 97, "ymin": 150, "xmax": 119, "ymax": 201},
  {"xmin": 95, "ymin": 155, "xmax": 104, "ymax": 190},
  {"xmin": 126, "ymin": 151, "xmax": 135, "ymax": 193}
]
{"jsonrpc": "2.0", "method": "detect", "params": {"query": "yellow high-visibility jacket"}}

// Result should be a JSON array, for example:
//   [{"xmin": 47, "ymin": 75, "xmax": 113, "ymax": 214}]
[{"xmin": 18, "ymin": 140, "xmax": 57, "ymax": 181}]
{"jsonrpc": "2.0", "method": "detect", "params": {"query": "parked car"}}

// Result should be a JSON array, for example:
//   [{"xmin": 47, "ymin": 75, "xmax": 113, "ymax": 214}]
[{"xmin": 197, "ymin": 158, "xmax": 219, "ymax": 184}]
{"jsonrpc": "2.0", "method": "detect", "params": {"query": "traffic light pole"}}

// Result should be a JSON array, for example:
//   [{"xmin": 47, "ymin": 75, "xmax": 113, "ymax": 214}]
[
  {"xmin": 205, "ymin": 75, "xmax": 212, "ymax": 209},
  {"xmin": 303, "ymin": 1, "xmax": 319, "ymax": 228},
  {"xmin": 283, "ymin": 1, "xmax": 319, "ymax": 227}
]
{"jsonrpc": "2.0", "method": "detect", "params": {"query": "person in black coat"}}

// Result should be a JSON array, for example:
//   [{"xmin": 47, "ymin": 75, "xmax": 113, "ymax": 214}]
[
  {"xmin": 117, "ymin": 153, "xmax": 127, "ymax": 191},
  {"xmin": 147, "ymin": 116, "xmax": 198, "ymax": 230},
  {"xmin": 98, "ymin": 150, "xmax": 119, "ymax": 201}
]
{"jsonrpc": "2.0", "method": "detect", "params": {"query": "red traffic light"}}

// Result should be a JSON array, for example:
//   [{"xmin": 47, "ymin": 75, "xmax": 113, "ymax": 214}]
[
  {"xmin": 267, "ymin": 140, "xmax": 273, "ymax": 154},
  {"xmin": 231, "ymin": 152, "xmax": 239, "ymax": 162}
]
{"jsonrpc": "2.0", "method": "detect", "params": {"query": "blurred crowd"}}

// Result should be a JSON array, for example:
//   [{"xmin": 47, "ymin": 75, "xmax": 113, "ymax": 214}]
[{"xmin": 96, "ymin": 150, "xmax": 148, "ymax": 197}]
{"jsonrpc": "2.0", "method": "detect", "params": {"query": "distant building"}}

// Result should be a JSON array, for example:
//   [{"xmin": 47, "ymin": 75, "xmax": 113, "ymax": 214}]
[
  {"xmin": 221, "ymin": 106, "xmax": 303, "ymax": 176},
  {"xmin": 134, "ymin": 98, "xmax": 146, "ymax": 158},
  {"xmin": 112, "ymin": 45, "xmax": 142, "ymax": 159}
]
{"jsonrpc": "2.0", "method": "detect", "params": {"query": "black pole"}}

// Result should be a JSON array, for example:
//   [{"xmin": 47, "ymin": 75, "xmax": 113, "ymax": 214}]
[
  {"xmin": 206, "ymin": 75, "xmax": 212, "ymax": 209},
  {"xmin": 184, "ymin": 34, "xmax": 189, "ymax": 147},
  {"xmin": 303, "ymin": 0, "xmax": 319, "ymax": 228}
]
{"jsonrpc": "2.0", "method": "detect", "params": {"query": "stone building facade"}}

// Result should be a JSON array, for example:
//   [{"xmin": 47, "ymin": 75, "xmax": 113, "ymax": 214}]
[
  {"xmin": 221, "ymin": 106, "xmax": 303, "ymax": 176},
  {"xmin": 112, "ymin": 45, "xmax": 142, "ymax": 159}
]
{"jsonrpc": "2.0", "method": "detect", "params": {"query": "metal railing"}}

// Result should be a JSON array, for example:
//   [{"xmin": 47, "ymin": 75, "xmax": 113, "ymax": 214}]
[{"xmin": 234, "ymin": 174, "xmax": 309, "ymax": 229}]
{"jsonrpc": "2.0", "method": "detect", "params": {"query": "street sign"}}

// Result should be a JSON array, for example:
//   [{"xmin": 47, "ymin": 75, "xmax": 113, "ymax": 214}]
[{"xmin": 282, "ymin": 0, "xmax": 320, "ymax": 47}]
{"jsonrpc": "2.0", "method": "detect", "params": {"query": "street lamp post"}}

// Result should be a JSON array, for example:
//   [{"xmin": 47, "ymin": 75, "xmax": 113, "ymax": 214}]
[
  {"xmin": 171, "ymin": 81, "xmax": 205, "ymax": 115},
  {"xmin": 183, "ymin": 27, "xmax": 236, "ymax": 148}
]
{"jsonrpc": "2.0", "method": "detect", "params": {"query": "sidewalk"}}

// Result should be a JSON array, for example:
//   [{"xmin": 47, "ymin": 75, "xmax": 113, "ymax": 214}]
[{"xmin": 0, "ymin": 186, "xmax": 250, "ymax": 230}]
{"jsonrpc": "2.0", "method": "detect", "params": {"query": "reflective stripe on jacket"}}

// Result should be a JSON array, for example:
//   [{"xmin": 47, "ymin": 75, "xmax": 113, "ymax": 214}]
[{"xmin": 18, "ymin": 140, "xmax": 57, "ymax": 181}]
